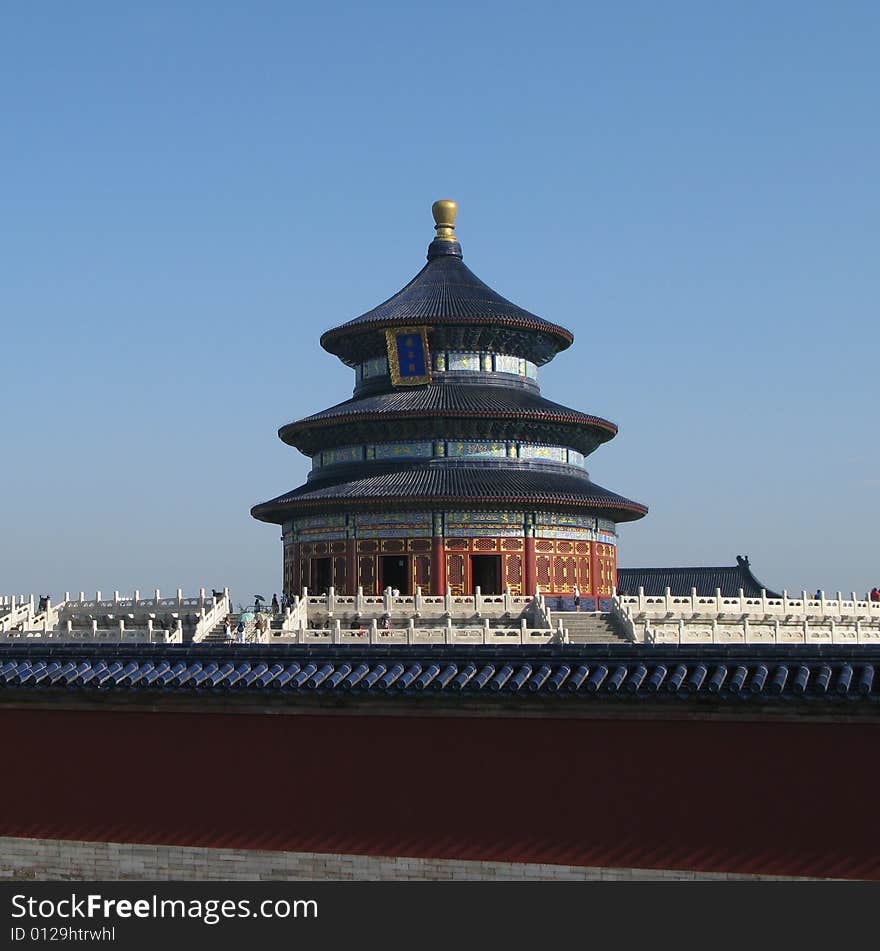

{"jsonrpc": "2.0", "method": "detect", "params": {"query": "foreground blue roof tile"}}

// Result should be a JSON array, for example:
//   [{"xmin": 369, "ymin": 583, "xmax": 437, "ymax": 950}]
[{"xmin": 2, "ymin": 644, "xmax": 880, "ymax": 710}]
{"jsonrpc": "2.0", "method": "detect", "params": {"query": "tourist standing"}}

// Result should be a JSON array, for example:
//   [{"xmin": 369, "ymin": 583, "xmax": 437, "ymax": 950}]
[
  {"xmin": 271, "ymin": 593, "xmax": 279, "ymax": 614},
  {"xmin": 573, "ymin": 586, "xmax": 581, "ymax": 612}
]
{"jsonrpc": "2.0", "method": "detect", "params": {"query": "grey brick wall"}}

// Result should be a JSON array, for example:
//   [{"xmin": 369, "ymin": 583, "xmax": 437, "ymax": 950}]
[{"xmin": 0, "ymin": 837, "xmax": 809, "ymax": 881}]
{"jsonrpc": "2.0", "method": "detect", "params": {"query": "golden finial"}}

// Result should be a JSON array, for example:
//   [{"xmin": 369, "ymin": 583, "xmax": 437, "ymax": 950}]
[{"xmin": 431, "ymin": 199, "xmax": 458, "ymax": 242}]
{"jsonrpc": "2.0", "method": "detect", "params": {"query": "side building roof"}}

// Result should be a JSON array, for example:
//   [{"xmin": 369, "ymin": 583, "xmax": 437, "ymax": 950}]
[{"xmin": 617, "ymin": 555, "xmax": 781, "ymax": 598}]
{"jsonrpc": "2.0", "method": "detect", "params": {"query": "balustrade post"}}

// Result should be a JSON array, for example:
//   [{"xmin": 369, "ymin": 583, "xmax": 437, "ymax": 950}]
[
  {"xmin": 638, "ymin": 585, "xmax": 646, "ymax": 613},
  {"xmin": 133, "ymin": 589, "xmax": 140, "ymax": 606},
  {"xmin": 199, "ymin": 587, "xmax": 206, "ymax": 609},
  {"xmin": 91, "ymin": 619, "xmax": 98, "ymax": 637},
  {"xmin": 415, "ymin": 586, "xmax": 422, "ymax": 613},
  {"xmin": 444, "ymin": 591, "xmax": 452, "ymax": 614},
  {"xmin": 119, "ymin": 619, "xmax": 125, "ymax": 640},
  {"xmin": 114, "ymin": 590, "xmax": 120, "ymax": 604},
  {"xmin": 665, "ymin": 586, "xmax": 672, "ymax": 615},
  {"xmin": 356, "ymin": 586, "xmax": 364, "ymax": 614},
  {"xmin": 474, "ymin": 586, "xmax": 482, "ymax": 614},
  {"xmin": 678, "ymin": 618, "xmax": 684, "ymax": 644},
  {"xmin": 334, "ymin": 619, "xmax": 341, "ymax": 643},
  {"xmin": 715, "ymin": 587, "xmax": 722, "ymax": 613},
  {"xmin": 147, "ymin": 619, "xmax": 153, "ymax": 642},
  {"xmin": 177, "ymin": 587, "xmax": 183, "ymax": 606},
  {"xmin": 760, "ymin": 589, "xmax": 767, "ymax": 614},
  {"xmin": 328, "ymin": 586, "xmax": 336, "ymax": 614},
  {"xmin": 96, "ymin": 591, "xmax": 101, "ymax": 604},
  {"xmin": 154, "ymin": 588, "xmax": 160, "ymax": 605},
  {"xmin": 370, "ymin": 618, "xmax": 378, "ymax": 644},
  {"xmin": 691, "ymin": 587, "xmax": 697, "ymax": 612},
  {"xmin": 818, "ymin": 591, "xmax": 825, "ymax": 615},
  {"xmin": 66, "ymin": 620, "xmax": 72, "ymax": 636}
]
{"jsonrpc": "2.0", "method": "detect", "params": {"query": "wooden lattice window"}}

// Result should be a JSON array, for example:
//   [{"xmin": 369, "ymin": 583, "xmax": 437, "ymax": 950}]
[
  {"xmin": 414, "ymin": 555, "xmax": 431, "ymax": 588},
  {"xmin": 506, "ymin": 553, "xmax": 523, "ymax": 589},
  {"xmin": 446, "ymin": 554, "xmax": 466, "ymax": 595},
  {"xmin": 536, "ymin": 556, "xmax": 552, "ymax": 587},
  {"xmin": 333, "ymin": 556, "xmax": 347, "ymax": 591},
  {"xmin": 359, "ymin": 556, "xmax": 376, "ymax": 593}
]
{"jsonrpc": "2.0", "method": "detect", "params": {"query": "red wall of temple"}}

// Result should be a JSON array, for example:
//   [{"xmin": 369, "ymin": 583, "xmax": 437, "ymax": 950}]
[
  {"xmin": 290, "ymin": 538, "xmax": 617, "ymax": 597},
  {"xmin": 2, "ymin": 706, "xmax": 879, "ymax": 880}
]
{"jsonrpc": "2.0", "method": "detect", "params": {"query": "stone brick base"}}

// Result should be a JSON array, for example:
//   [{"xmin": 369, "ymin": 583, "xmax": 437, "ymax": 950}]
[{"xmin": 0, "ymin": 837, "xmax": 807, "ymax": 881}]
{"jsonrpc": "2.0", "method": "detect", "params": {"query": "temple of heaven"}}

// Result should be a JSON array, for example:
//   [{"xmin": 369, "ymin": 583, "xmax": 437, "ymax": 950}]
[{"xmin": 252, "ymin": 200, "xmax": 647, "ymax": 598}]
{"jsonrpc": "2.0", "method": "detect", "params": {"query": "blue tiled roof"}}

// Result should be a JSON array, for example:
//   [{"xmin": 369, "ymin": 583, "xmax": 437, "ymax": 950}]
[
  {"xmin": 320, "ymin": 253, "xmax": 573, "ymax": 364},
  {"xmin": 278, "ymin": 384, "xmax": 617, "ymax": 455},
  {"xmin": 617, "ymin": 556, "xmax": 780, "ymax": 598},
  {"xmin": 251, "ymin": 464, "xmax": 648, "ymax": 523},
  {"xmin": 1, "ymin": 644, "xmax": 877, "ymax": 709}
]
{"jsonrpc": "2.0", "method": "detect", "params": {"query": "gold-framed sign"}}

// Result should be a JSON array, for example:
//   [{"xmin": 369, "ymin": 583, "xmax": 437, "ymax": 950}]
[{"xmin": 385, "ymin": 326, "xmax": 432, "ymax": 386}]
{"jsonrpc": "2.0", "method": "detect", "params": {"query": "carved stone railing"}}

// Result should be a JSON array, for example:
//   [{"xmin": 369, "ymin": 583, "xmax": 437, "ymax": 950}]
[
  {"xmin": 615, "ymin": 587, "xmax": 880, "ymax": 621},
  {"xmin": 0, "ymin": 620, "xmax": 181, "ymax": 644},
  {"xmin": 260, "ymin": 617, "xmax": 558, "ymax": 646},
  {"xmin": 59, "ymin": 587, "xmax": 229, "ymax": 619},
  {"xmin": 612, "ymin": 589, "xmax": 880, "ymax": 646},
  {"xmin": 302, "ymin": 586, "xmax": 540, "ymax": 624},
  {"xmin": 0, "ymin": 596, "xmax": 35, "ymax": 632}
]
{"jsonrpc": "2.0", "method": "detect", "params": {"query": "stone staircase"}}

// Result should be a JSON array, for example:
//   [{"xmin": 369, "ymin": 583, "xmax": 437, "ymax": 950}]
[
  {"xmin": 200, "ymin": 618, "xmax": 232, "ymax": 643},
  {"xmin": 554, "ymin": 612, "xmax": 632, "ymax": 644}
]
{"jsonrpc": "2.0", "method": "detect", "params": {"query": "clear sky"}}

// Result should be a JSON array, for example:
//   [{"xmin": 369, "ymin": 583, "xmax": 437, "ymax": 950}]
[{"xmin": 2, "ymin": 1, "xmax": 878, "ymax": 607}]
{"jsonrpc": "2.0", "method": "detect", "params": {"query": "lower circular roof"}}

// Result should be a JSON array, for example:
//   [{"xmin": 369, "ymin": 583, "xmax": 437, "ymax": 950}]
[{"xmin": 251, "ymin": 462, "xmax": 648, "ymax": 525}]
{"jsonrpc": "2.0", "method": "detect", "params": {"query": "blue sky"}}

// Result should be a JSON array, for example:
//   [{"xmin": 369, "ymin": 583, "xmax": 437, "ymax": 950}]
[{"xmin": 2, "ymin": 1, "xmax": 878, "ymax": 605}]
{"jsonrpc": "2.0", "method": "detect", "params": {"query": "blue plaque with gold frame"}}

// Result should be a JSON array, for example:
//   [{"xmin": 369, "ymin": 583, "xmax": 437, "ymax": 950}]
[{"xmin": 385, "ymin": 327, "xmax": 432, "ymax": 386}]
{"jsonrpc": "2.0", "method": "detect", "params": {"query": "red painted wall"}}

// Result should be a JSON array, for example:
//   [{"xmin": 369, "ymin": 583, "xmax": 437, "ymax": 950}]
[{"xmin": 4, "ymin": 707, "xmax": 879, "ymax": 879}]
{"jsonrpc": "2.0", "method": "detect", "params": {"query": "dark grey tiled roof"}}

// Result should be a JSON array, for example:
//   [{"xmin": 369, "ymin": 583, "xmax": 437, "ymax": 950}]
[
  {"xmin": 279, "ymin": 383, "xmax": 617, "ymax": 455},
  {"xmin": 618, "ymin": 556, "xmax": 780, "ymax": 598},
  {"xmin": 252, "ymin": 464, "xmax": 648, "ymax": 523},
  {"xmin": 1, "ymin": 644, "xmax": 877, "ymax": 709},
  {"xmin": 320, "ymin": 254, "xmax": 573, "ymax": 362}
]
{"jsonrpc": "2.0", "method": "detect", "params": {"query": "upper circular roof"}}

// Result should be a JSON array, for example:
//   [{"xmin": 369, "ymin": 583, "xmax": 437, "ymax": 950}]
[{"xmin": 319, "ymin": 202, "xmax": 574, "ymax": 366}]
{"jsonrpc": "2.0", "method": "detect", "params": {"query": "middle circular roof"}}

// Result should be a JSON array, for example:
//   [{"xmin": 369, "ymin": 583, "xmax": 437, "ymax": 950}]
[{"xmin": 279, "ymin": 383, "xmax": 617, "ymax": 457}]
